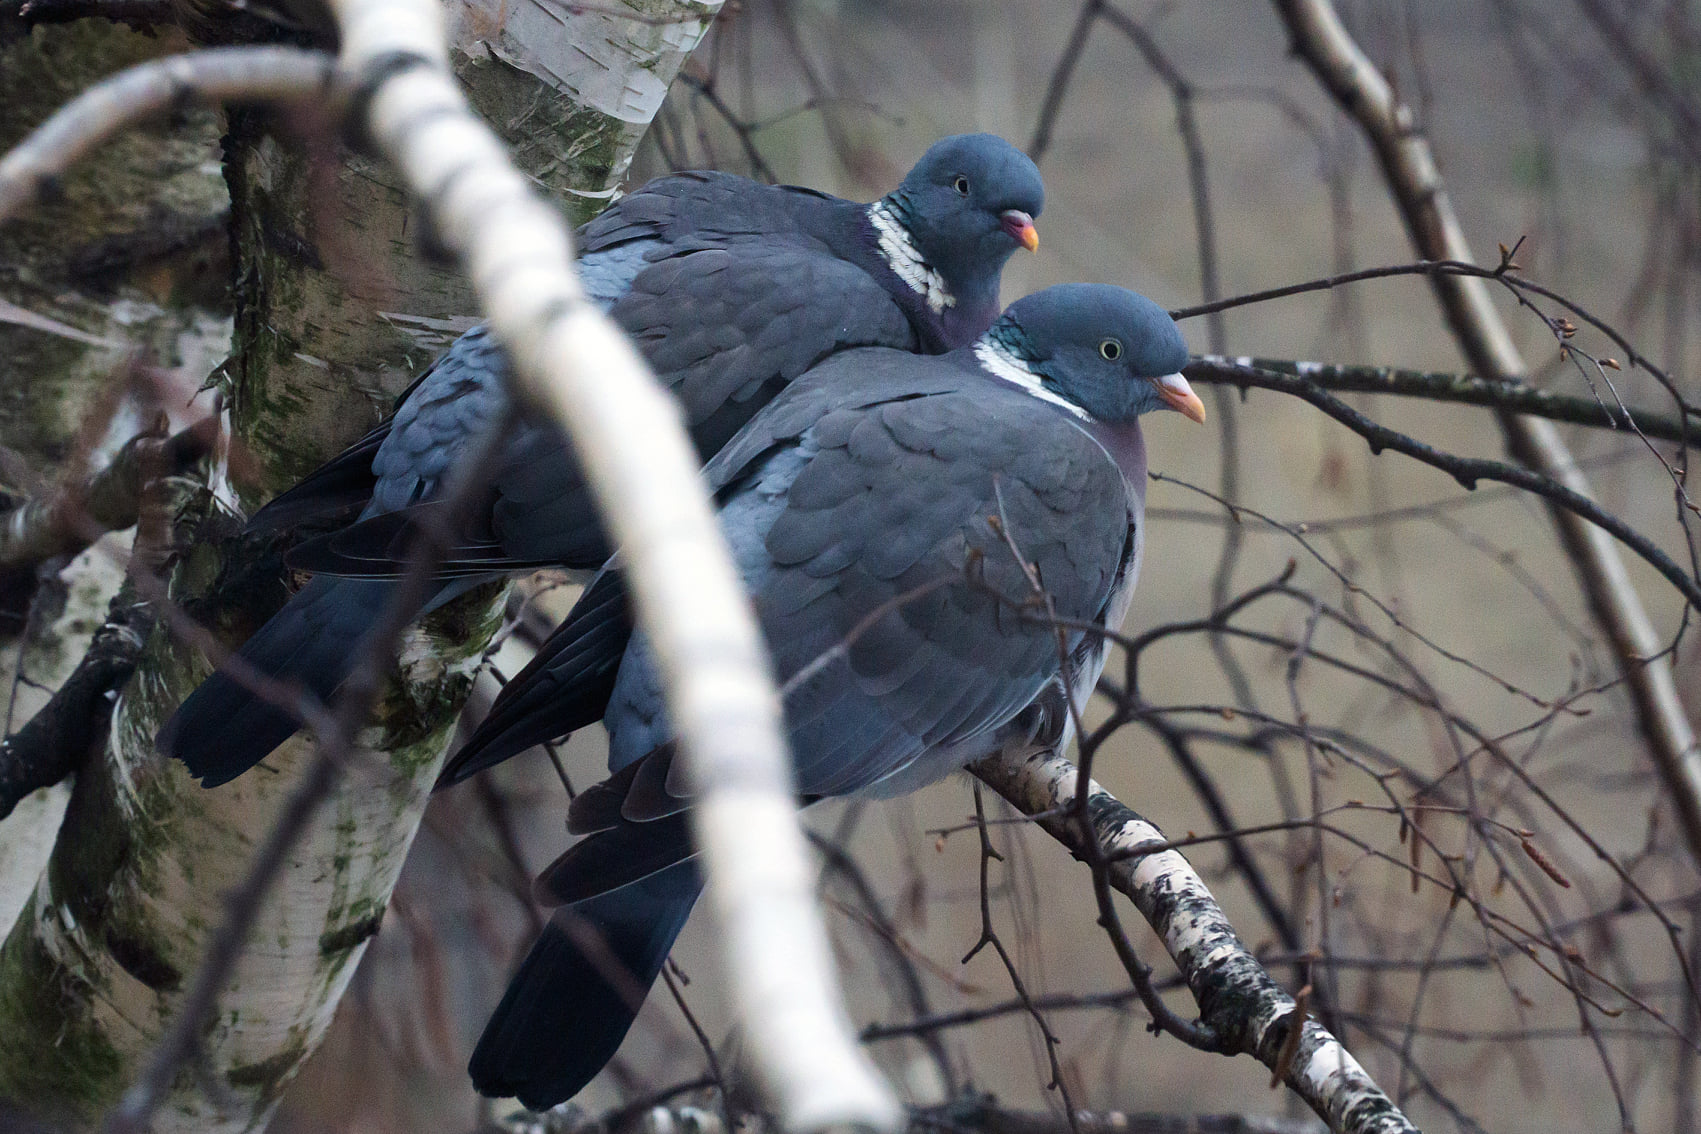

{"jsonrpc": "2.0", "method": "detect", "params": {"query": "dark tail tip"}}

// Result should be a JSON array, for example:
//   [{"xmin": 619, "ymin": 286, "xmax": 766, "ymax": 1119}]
[
  {"xmin": 157, "ymin": 576, "xmax": 398, "ymax": 787},
  {"xmin": 157, "ymin": 671, "xmax": 304, "ymax": 788},
  {"xmin": 470, "ymin": 867, "xmax": 700, "ymax": 1108}
]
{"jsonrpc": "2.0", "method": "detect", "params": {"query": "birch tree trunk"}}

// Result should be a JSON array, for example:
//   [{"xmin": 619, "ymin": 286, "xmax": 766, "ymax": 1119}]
[
  {"xmin": 0, "ymin": 19, "xmax": 231, "ymax": 934},
  {"xmin": 0, "ymin": 4, "xmax": 723, "ymax": 1129}
]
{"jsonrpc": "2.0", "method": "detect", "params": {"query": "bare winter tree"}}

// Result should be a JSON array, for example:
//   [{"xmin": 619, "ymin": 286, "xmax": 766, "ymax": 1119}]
[{"xmin": 0, "ymin": 2, "xmax": 1695, "ymax": 1134}]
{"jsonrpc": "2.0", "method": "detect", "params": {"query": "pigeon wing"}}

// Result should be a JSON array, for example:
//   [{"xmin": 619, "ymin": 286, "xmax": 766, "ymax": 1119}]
[{"xmin": 602, "ymin": 367, "xmax": 1135, "ymax": 800}]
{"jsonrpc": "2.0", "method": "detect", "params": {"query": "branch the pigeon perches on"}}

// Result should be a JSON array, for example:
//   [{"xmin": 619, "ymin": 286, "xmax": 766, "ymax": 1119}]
[
  {"xmin": 324, "ymin": 0, "xmax": 898, "ymax": 1129},
  {"xmin": 971, "ymin": 748, "xmax": 1420, "ymax": 1134}
]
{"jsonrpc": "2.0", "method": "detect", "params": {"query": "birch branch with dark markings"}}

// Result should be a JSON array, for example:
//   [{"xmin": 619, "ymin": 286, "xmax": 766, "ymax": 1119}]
[{"xmin": 972, "ymin": 748, "xmax": 1419, "ymax": 1134}]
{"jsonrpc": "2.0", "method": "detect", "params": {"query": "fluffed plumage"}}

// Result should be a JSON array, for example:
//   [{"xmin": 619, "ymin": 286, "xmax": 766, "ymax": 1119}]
[
  {"xmin": 159, "ymin": 135, "xmax": 1045, "ymax": 786},
  {"xmin": 456, "ymin": 283, "xmax": 1203, "ymax": 1107}
]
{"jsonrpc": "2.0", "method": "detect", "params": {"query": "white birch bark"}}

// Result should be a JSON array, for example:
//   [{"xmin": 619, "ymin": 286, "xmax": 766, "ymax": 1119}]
[
  {"xmin": 0, "ymin": 7, "xmax": 727, "ymax": 1130},
  {"xmin": 973, "ymin": 748, "xmax": 1419, "ymax": 1134}
]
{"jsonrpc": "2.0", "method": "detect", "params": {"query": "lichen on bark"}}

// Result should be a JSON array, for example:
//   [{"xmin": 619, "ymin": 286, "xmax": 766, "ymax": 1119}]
[
  {"xmin": 0, "ymin": 11, "xmax": 231, "ymax": 993},
  {"xmin": 0, "ymin": 20, "xmax": 230, "ymax": 467},
  {"xmin": 0, "ymin": 4, "xmax": 725, "ymax": 1128}
]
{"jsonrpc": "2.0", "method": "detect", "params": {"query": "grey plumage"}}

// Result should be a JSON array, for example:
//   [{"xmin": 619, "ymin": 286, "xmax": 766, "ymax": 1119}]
[
  {"xmin": 160, "ymin": 135, "xmax": 1045, "ymax": 786},
  {"xmin": 457, "ymin": 283, "xmax": 1202, "ymax": 1108}
]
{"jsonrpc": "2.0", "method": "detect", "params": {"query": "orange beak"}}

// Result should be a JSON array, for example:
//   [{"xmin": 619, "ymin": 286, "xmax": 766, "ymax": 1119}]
[
  {"xmin": 1000, "ymin": 209, "xmax": 1040, "ymax": 252},
  {"xmin": 1153, "ymin": 372, "xmax": 1207, "ymax": 423}
]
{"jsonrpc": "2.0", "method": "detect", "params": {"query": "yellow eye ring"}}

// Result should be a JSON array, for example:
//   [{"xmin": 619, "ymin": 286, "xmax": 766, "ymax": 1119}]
[
  {"xmin": 953, "ymin": 176, "xmax": 971, "ymax": 195},
  {"xmin": 1099, "ymin": 339, "xmax": 1123, "ymax": 361}
]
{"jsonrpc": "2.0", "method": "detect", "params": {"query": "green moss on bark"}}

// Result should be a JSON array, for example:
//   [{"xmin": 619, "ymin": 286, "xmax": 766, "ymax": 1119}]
[
  {"xmin": 225, "ymin": 1040, "xmax": 307, "ymax": 1093},
  {"xmin": 222, "ymin": 117, "xmax": 483, "ymax": 512},
  {"xmin": 0, "ymin": 20, "xmax": 229, "ymax": 469},
  {"xmin": 0, "ymin": 924, "xmax": 124, "ymax": 1119},
  {"xmin": 458, "ymin": 53, "xmax": 634, "ymax": 226}
]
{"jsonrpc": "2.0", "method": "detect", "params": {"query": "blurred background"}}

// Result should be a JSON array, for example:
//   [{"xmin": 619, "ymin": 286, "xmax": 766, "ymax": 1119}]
[{"xmin": 265, "ymin": 1, "xmax": 1701, "ymax": 1131}]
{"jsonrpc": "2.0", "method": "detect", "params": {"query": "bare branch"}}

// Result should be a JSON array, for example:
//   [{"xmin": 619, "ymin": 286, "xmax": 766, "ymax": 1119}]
[
  {"xmin": 329, "ymin": 0, "xmax": 898, "ymax": 1125},
  {"xmin": 1185, "ymin": 355, "xmax": 1698, "ymax": 446},
  {"xmin": 973, "ymin": 749, "xmax": 1418, "ymax": 1134},
  {"xmin": 0, "ymin": 46, "xmax": 335, "ymax": 223},
  {"xmin": 1272, "ymin": 0, "xmax": 1701, "ymax": 870}
]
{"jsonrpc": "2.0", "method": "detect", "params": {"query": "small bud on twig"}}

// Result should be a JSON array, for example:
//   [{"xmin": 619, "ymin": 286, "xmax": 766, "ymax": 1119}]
[{"xmin": 1521, "ymin": 837, "xmax": 1572, "ymax": 888}]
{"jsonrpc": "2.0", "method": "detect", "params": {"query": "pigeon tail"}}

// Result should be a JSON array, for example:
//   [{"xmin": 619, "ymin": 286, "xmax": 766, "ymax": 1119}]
[
  {"xmin": 158, "ymin": 576, "xmax": 397, "ymax": 786},
  {"xmin": 470, "ymin": 861, "xmax": 702, "ymax": 1109}
]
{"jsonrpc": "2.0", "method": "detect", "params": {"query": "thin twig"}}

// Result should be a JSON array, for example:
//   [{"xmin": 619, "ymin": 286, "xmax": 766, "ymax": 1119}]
[
  {"xmin": 1185, "ymin": 355, "xmax": 1699, "ymax": 447},
  {"xmin": 1271, "ymin": 0, "xmax": 1701, "ymax": 876}
]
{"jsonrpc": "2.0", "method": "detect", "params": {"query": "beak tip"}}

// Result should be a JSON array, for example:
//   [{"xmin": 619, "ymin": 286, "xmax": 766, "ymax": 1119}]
[{"xmin": 1154, "ymin": 374, "xmax": 1207, "ymax": 423}]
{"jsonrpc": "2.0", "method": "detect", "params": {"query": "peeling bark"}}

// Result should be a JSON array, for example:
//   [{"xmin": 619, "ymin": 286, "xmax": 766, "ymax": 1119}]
[
  {"xmin": 0, "ymin": 17, "xmax": 230, "ymax": 976},
  {"xmin": 0, "ymin": 4, "xmax": 723, "ymax": 1130}
]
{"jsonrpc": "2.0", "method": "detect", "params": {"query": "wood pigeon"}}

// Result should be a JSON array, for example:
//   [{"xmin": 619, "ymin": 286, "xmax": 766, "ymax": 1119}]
[
  {"xmin": 159, "ymin": 135, "xmax": 1044, "ymax": 787},
  {"xmin": 453, "ymin": 283, "xmax": 1205, "ymax": 1109}
]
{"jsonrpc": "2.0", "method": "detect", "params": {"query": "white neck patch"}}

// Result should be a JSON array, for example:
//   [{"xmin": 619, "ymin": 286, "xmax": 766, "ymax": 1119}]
[
  {"xmin": 974, "ymin": 338, "xmax": 1090, "ymax": 419},
  {"xmin": 868, "ymin": 200, "xmax": 955, "ymax": 314}
]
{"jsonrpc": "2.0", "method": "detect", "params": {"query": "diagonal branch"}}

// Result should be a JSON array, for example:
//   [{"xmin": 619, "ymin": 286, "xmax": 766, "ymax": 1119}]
[
  {"xmin": 328, "ymin": 0, "xmax": 897, "ymax": 1127},
  {"xmin": 971, "ymin": 748, "xmax": 1418, "ymax": 1134},
  {"xmin": 1270, "ymin": 0, "xmax": 1701, "ymax": 872}
]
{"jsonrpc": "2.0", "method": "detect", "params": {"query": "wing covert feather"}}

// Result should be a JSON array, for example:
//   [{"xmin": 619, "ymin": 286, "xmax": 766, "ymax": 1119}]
[{"xmin": 599, "ymin": 368, "xmax": 1135, "ymax": 801}]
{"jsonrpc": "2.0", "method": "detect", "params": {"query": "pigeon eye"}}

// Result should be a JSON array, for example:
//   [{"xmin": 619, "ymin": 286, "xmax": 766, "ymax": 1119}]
[
  {"xmin": 1098, "ymin": 339, "xmax": 1123, "ymax": 361},
  {"xmin": 953, "ymin": 176, "xmax": 971, "ymax": 196}
]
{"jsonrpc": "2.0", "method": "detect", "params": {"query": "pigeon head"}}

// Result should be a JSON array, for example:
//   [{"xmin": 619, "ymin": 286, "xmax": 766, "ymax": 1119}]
[
  {"xmin": 878, "ymin": 134, "xmax": 1044, "ymax": 301},
  {"xmin": 976, "ymin": 283, "xmax": 1206, "ymax": 425}
]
